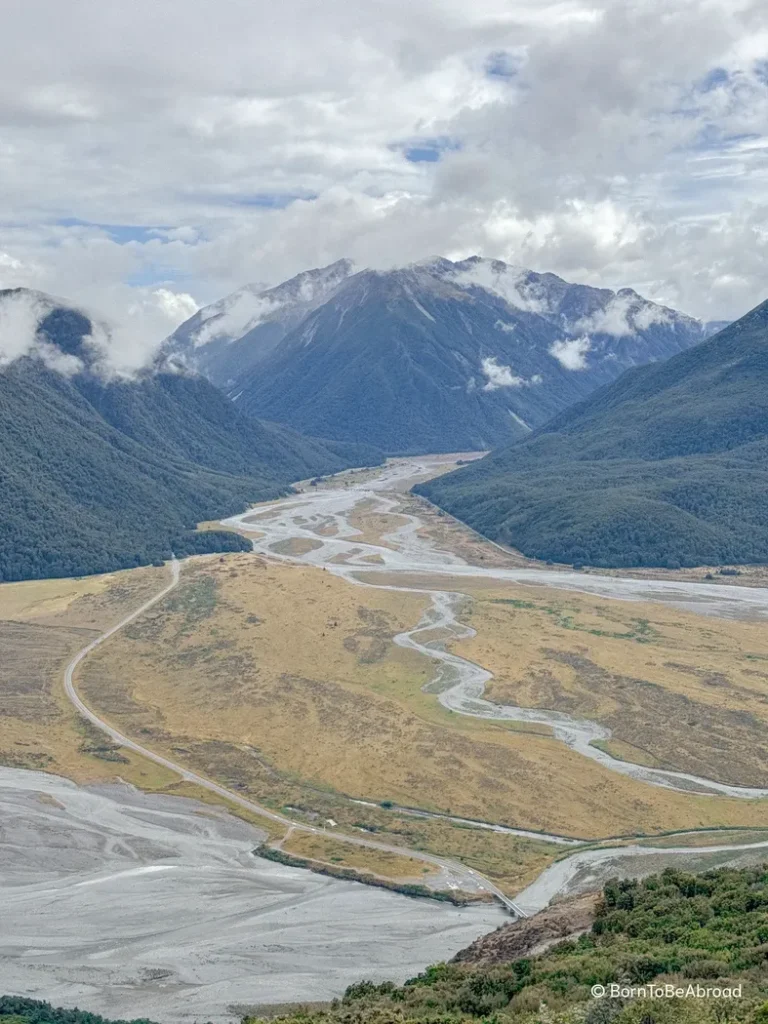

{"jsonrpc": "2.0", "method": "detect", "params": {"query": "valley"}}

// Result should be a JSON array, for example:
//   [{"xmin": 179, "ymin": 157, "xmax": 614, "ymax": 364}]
[
  {"xmin": 62, "ymin": 456, "xmax": 768, "ymax": 839},
  {"xmin": 3, "ymin": 454, "xmax": 768, "ymax": 1020}
]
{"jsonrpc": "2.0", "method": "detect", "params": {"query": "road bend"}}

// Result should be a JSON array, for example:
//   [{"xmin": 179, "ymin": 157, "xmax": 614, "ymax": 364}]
[{"xmin": 62, "ymin": 556, "xmax": 525, "ymax": 917}]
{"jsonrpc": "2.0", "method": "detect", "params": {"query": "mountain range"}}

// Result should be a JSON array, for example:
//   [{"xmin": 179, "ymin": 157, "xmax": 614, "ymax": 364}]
[
  {"xmin": 416, "ymin": 299, "xmax": 768, "ymax": 568},
  {"xmin": 0, "ymin": 289, "xmax": 379, "ymax": 582},
  {"xmin": 167, "ymin": 257, "xmax": 724, "ymax": 453}
]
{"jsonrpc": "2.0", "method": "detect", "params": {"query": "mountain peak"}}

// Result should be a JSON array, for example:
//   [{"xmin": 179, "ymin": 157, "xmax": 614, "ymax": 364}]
[{"xmin": 164, "ymin": 256, "xmax": 721, "ymax": 453}]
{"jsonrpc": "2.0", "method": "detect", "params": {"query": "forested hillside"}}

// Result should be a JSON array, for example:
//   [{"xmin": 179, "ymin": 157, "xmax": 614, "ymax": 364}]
[
  {"xmin": 416, "ymin": 300, "xmax": 768, "ymax": 568},
  {"xmin": 0, "ymin": 291, "xmax": 380, "ymax": 582},
  {"xmin": 0, "ymin": 999, "xmax": 157, "ymax": 1024}
]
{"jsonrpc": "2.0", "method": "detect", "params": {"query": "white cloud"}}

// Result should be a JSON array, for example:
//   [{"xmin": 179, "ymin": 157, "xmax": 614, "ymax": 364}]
[
  {"xmin": 0, "ymin": 290, "xmax": 84, "ymax": 374},
  {"xmin": 549, "ymin": 335, "xmax": 592, "ymax": 370},
  {"xmin": 573, "ymin": 292, "xmax": 680, "ymax": 337},
  {"xmin": 195, "ymin": 289, "xmax": 275, "ymax": 346},
  {"xmin": 447, "ymin": 260, "xmax": 548, "ymax": 313},
  {"xmin": 633, "ymin": 300, "xmax": 673, "ymax": 331},
  {"xmin": 481, "ymin": 355, "xmax": 525, "ymax": 389},
  {"xmin": 494, "ymin": 319, "xmax": 517, "ymax": 333},
  {"xmin": 0, "ymin": 0, "xmax": 765, "ymax": 363},
  {"xmin": 153, "ymin": 287, "xmax": 199, "ymax": 323},
  {"xmin": 573, "ymin": 294, "xmax": 636, "ymax": 337}
]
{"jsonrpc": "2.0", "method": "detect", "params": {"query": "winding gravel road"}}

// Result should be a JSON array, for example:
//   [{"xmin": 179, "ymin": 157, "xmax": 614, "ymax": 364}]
[{"xmin": 61, "ymin": 551, "xmax": 524, "ymax": 914}]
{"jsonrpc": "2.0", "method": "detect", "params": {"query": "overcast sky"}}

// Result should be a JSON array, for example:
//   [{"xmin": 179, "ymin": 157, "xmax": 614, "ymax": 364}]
[{"xmin": 1, "ymin": 0, "xmax": 767, "ymax": 351}]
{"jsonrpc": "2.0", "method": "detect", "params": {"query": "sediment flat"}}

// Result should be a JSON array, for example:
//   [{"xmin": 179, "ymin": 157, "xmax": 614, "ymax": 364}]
[{"xmin": 0, "ymin": 766, "xmax": 505, "ymax": 1024}]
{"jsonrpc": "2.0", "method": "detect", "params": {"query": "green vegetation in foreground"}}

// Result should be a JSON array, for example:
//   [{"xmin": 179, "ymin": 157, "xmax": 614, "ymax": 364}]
[
  {"xmin": 0, "ymin": 292, "xmax": 381, "ymax": 583},
  {"xmin": 416, "ymin": 299, "xmax": 768, "ymax": 567},
  {"xmin": 0, "ymin": 998, "xmax": 158, "ymax": 1024},
  {"xmin": 4, "ymin": 866, "xmax": 768, "ymax": 1024},
  {"xmin": 245, "ymin": 864, "xmax": 768, "ymax": 1023}
]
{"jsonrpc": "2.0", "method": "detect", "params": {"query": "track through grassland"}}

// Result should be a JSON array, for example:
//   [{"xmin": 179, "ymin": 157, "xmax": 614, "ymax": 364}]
[{"xmin": 62, "ymin": 555, "xmax": 524, "ymax": 914}]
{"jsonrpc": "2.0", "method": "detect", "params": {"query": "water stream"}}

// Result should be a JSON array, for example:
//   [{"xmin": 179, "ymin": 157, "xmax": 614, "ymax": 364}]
[{"xmin": 225, "ymin": 457, "xmax": 768, "ymax": 801}]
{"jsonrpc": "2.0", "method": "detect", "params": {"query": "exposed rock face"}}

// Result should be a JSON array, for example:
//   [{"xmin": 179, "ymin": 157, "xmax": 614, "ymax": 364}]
[{"xmin": 452, "ymin": 892, "xmax": 600, "ymax": 965}]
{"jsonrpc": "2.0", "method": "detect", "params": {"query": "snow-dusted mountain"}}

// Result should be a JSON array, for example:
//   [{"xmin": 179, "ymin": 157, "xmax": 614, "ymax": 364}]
[
  {"xmin": 166, "ymin": 259, "xmax": 355, "ymax": 389},
  {"xmin": 166, "ymin": 257, "xmax": 724, "ymax": 452}
]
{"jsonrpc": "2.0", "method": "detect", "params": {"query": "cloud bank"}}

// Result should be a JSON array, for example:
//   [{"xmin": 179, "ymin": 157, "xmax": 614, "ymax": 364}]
[{"xmin": 0, "ymin": 0, "xmax": 766, "ymax": 371}]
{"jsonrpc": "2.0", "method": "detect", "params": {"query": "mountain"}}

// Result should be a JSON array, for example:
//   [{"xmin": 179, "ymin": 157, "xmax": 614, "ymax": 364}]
[
  {"xmin": 165, "ymin": 259, "xmax": 355, "ymax": 388},
  {"xmin": 167, "ymin": 257, "xmax": 723, "ymax": 453},
  {"xmin": 0, "ymin": 289, "xmax": 380, "ymax": 582},
  {"xmin": 415, "ymin": 300, "xmax": 768, "ymax": 568}
]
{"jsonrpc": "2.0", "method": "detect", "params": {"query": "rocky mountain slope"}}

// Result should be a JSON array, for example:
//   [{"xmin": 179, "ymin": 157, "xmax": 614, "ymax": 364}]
[
  {"xmin": 416, "ymin": 300, "xmax": 768, "ymax": 568},
  {"xmin": 0, "ymin": 289, "xmax": 379, "ymax": 582},
  {"xmin": 167, "ymin": 257, "xmax": 723, "ymax": 453},
  {"xmin": 451, "ymin": 892, "xmax": 599, "ymax": 966}
]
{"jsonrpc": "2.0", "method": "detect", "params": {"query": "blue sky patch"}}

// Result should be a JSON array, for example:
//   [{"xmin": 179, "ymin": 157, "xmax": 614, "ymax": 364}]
[
  {"xmin": 698, "ymin": 67, "xmax": 729, "ymax": 92},
  {"xmin": 399, "ymin": 137, "xmax": 461, "ymax": 164},
  {"xmin": 691, "ymin": 126, "xmax": 760, "ymax": 152},
  {"xmin": 404, "ymin": 146, "xmax": 442, "ymax": 163},
  {"xmin": 55, "ymin": 218, "xmax": 164, "ymax": 243},
  {"xmin": 485, "ymin": 50, "xmax": 518, "ymax": 80}
]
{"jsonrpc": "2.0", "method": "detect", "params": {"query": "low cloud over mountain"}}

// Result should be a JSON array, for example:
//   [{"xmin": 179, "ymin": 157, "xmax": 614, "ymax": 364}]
[{"xmin": 167, "ymin": 256, "xmax": 724, "ymax": 453}]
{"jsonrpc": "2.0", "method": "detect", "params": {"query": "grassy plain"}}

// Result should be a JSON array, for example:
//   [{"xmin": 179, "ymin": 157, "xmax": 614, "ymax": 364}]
[
  {"xmin": 451, "ymin": 583, "xmax": 768, "ymax": 788},
  {"xmin": 347, "ymin": 499, "xmax": 407, "ymax": 548},
  {"xmin": 0, "ymin": 565, "xmax": 179, "ymax": 789},
  {"xmin": 279, "ymin": 830, "xmax": 438, "ymax": 880},
  {"xmin": 75, "ymin": 554, "xmax": 768, "ymax": 849}
]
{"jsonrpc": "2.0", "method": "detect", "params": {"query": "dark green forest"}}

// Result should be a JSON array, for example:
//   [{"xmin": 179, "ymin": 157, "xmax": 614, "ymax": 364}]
[
  {"xmin": 0, "ymin": 999, "xmax": 158, "ymax": 1024},
  {"xmin": 0, "ymin": 296, "xmax": 380, "ymax": 582},
  {"xmin": 4, "ymin": 864, "xmax": 768, "ymax": 1024},
  {"xmin": 417, "ymin": 299, "xmax": 768, "ymax": 568}
]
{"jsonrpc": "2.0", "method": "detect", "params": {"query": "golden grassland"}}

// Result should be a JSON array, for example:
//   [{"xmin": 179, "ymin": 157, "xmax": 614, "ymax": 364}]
[
  {"xmin": 346, "ymin": 499, "xmax": 408, "ymax": 548},
  {"xmin": 0, "ymin": 563, "xmax": 293, "ymax": 840},
  {"xmin": 634, "ymin": 829, "xmax": 768, "ymax": 848},
  {"xmin": 391, "ymin": 819, "xmax": 569, "ymax": 894},
  {"xmin": 279, "ymin": 829, "xmax": 438, "ymax": 880},
  {"xmin": 451, "ymin": 582, "xmax": 768, "ymax": 788},
  {"xmin": 75, "ymin": 554, "xmax": 768, "ymax": 844},
  {"xmin": 0, "ymin": 565, "xmax": 180, "ymax": 789}
]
